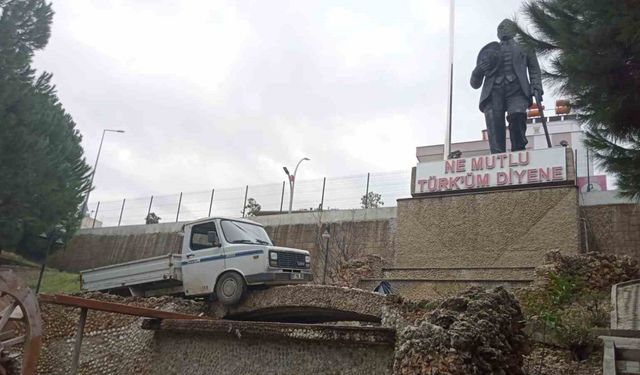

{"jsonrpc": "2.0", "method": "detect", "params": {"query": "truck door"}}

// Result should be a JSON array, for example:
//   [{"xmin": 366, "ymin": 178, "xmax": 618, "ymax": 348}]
[{"xmin": 181, "ymin": 220, "xmax": 225, "ymax": 296}]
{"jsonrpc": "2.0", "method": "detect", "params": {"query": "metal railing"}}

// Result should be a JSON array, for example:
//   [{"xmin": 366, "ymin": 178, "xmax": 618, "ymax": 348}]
[{"xmin": 86, "ymin": 170, "xmax": 412, "ymax": 228}]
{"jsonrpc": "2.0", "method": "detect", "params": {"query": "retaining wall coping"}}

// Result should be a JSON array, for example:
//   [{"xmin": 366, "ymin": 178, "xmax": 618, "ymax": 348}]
[
  {"xmin": 78, "ymin": 207, "xmax": 397, "ymax": 236},
  {"xmin": 580, "ymin": 190, "xmax": 638, "ymax": 207}
]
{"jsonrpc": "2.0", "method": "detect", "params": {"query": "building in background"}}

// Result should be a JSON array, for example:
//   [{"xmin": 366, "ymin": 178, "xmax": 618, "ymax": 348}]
[{"xmin": 416, "ymin": 101, "xmax": 607, "ymax": 192}]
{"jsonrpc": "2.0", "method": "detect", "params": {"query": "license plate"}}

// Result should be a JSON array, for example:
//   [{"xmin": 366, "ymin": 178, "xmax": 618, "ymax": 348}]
[{"xmin": 290, "ymin": 273, "xmax": 304, "ymax": 280}]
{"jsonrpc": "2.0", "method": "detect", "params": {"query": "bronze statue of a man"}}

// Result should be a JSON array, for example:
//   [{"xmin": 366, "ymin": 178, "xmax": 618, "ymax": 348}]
[{"xmin": 470, "ymin": 19, "xmax": 543, "ymax": 154}]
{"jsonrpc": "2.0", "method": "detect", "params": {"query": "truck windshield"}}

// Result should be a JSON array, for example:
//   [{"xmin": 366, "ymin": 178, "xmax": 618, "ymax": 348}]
[{"xmin": 220, "ymin": 220, "xmax": 273, "ymax": 245}]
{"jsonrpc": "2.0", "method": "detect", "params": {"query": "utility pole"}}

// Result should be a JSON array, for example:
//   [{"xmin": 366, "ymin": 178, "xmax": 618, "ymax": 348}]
[
  {"xmin": 443, "ymin": 0, "xmax": 455, "ymax": 160},
  {"xmin": 82, "ymin": 129, "xmax": 125, "ymax": 215}
]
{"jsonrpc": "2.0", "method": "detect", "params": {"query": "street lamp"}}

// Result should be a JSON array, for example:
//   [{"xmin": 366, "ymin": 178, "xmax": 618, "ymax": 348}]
[
  {"xmin": 282, "ymin": 157, "xmax": 310, "ymax": 214},
  {"xmin": 36, "ymin": 225, "xmax": 66, "ymax": 294},
  {"xmin": 322, "ymin": 228, "xmax": 330, "ymax": 285},
  {"xmin": 81, "ymin": 129, "xmax": 125, "ymax": 215}
]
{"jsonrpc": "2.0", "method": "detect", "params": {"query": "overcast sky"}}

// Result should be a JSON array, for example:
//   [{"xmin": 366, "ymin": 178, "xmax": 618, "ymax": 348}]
[{"xmin": 33, "ymin": 0, "xmax": 548, "ymax": 205}]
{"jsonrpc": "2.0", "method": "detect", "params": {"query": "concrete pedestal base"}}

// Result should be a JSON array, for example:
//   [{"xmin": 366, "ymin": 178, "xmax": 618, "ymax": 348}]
[{"xmin": 389, "ymin": 185, "xmax": 580, "ymax": 299}]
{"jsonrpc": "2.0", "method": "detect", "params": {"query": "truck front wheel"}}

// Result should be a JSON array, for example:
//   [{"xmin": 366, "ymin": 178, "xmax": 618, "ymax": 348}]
[{"xmin": 215, "ymin": 272, "xmax": 246, "ymax": 306}]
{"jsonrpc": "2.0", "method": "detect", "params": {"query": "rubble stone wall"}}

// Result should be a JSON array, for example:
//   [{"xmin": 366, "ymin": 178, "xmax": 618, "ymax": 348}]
[
  {"xmin": 582, "ymin": 203, "xmax": 640, "ymax": 263},
  {"xmin": 146, "ymin": 320, "xmax": 394, "ymax": 375}
]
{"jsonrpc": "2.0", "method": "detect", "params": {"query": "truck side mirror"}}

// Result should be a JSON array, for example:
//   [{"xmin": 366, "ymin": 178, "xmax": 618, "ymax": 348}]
[{"xmin": 207, "ymin": 231, "xmax": 220, "ymax": 247}]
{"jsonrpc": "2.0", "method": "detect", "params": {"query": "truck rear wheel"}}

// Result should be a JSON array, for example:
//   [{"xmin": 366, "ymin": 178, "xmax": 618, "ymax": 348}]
[{"xmin": 215, "ymin": 272, "xmax": 246, "ymax": 306}]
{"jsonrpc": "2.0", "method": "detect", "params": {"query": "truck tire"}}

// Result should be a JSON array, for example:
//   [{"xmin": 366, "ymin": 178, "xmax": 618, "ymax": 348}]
[{"xmin": 215, "ymin": 272, "xmax": 246, "ymax": 306}]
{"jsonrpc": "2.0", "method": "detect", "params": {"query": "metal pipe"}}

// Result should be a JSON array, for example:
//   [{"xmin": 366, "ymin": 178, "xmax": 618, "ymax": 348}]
[
  {"xmin": 581, "ymin": 218, "xmax": 589, "ymax": 253},
  {"xmin": 242, "ymin": 185, "xmax": 248, "ymax": 217},
  {"xmin": 279, "ymin": 181, "xmax": 285, "ymax": 213},
  {"xmin": 92, "ymin": 201, "xmax": 100, "ymax": 229},
  {"xmin": 175, "ymin": 193, "xmax": 183, "ymax": 222},
  {"xmin": 364, "ymin": 173, "xmax": 370, "ymax": 208},
  {"xmin": 320, "ymin": 177, "xmax": 326, "ymax": 211},
  {"xmin": 208, "ymin": 188, "xmax": 215, "ymax": 217},
  {"xmin": 146, "ymin": 196, "xmax": 154, "ymax": 219},
  {"xmin": 70, "ymin": 307, "xmax": 88, "ymax": 375},
  {"xmin": 322, "ymin": 230, "xmax": 330, "ymax": 285},
  {"xmin": 586, "ymin": 148, "xmax": 591, "ymax": 192},
  {"xmin": 118, "ymin": 198, "xmax": 126, "ymax": 227}
]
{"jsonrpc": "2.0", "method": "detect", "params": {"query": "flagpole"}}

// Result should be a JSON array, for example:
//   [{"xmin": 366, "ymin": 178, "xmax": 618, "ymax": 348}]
[{"xmin": 443, "ymin": 0, "xmax": 455, "ymax": 160}]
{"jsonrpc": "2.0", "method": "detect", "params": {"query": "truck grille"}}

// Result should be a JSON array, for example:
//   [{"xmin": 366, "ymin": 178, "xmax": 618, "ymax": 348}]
[{"xmin": 275, "ymin": 251, "xmax": 307, "ymax": 269}]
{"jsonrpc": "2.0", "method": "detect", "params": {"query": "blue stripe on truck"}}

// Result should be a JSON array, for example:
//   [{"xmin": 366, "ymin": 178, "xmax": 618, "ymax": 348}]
[{"xmin": 181, "ymin": 249, "xmax": 264, "ymax": 266}]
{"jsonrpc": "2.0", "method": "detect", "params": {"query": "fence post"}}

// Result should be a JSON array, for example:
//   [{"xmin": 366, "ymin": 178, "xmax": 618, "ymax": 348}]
[
  {"xmin": 279, "ymin": 181, "xmax": 285, "ymax": 213},
  {"xmin": 364, "ymin": 173, "xmax": 370, "ymax": 208},
  {"xmin": 92, "ymin": 201, "xmax": 100, "ymax": 229},
  {"xmin": 242, "ymin": 185, "xmax": 249, "ymax": 217},
  {"xmin": 208, "ymin": 188, "xmax": 215, "ymax": 217},
  {"xmin": 176, "ymin": 193, "xmax": 183, "ymax": 222},
  {"xmin": 146, "ymin": 196, "xmax": 154, "ymax": 220},
  {"xmin": 320, "ymin": 177, "xmax": 326, "ymax": 211},
  {"xmin": 118, "ymin": 199, "xmax": 126, "ymax": 227},
  {"xmin": 586, "ymin": 149, "xmax": 591, "ymax": 192}
]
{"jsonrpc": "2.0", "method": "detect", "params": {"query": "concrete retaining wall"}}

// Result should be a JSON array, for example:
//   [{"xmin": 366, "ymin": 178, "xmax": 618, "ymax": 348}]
[
  {"xmin": 49, "ymin": 208, "xmax": 396, "ymax": 272},
  {"xmin": 580, "ymin": 191, "xmax": 640, "ymax": 263}
]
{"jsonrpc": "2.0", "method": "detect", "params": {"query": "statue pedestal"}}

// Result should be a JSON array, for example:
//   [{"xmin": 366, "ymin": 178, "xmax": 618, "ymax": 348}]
[{"xmin": 386, "ymin": 148, "xmax": 580, "ymax": 300}]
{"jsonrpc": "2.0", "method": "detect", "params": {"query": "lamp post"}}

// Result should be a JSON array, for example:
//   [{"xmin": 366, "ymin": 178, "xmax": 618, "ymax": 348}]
[
  {"xmin": 282, "ymin": 157, "xmax": 310, "ymax": 214},
  {"xmin": 81, "ymin": 129, "xmax": 125, "ymax": 215},
  {"xmin": 322, "ymin": 228, "xmax": 330, "ymax": 285},
  {"xmin": 36, "ymin": 225, "xmax": 66, "ymax": 294}
]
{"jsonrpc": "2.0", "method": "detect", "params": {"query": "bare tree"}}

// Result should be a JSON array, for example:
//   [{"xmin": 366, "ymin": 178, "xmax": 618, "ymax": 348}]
[
  {"xmin": 145, "ymin": 212, "xmax": 161, "ymax": 224},
  {"xmin": 244, "ymin": 198, "xmax": 261, "ymax": 217},
  {"xmin": 361, "ymin": 192, "xmax": 384, "ymax": 208}
]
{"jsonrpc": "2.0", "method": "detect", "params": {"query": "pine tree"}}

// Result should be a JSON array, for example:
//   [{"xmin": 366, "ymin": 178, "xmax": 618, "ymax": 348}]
[
  {"xmin": 0, "ymin": 0, "xmax": 91, "ymax": 250},
  {"xmin": 515, "ymin": 0, "xmax": 640, "ymax": 200}
]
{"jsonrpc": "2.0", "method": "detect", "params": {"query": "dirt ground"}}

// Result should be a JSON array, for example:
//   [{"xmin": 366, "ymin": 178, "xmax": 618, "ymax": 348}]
[{"xmin": 523, "ymin": 345, "xmax": 601, "ymax": 375}]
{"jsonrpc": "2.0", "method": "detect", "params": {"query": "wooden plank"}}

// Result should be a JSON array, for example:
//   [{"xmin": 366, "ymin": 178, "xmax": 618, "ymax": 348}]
[
  {"xmin": 603, "ymin": 339, "xmax": 617, "ymax": 375},
  {"xmin": 39, "ymin": 294, "xmax": 208, "ymax": 320},
  {"xmin": 70, "ymin": 307, "xmax": 87, "ymax": 375}
]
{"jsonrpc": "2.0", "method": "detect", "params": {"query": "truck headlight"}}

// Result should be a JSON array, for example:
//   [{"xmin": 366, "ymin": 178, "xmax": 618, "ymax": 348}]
[
  {"xmin": 305, "ymin": 255, "xmax": 311, "ymax": 263},
  {"xmin": 270, "ymin": 252, "xmax": 278, "ymax": 260}
]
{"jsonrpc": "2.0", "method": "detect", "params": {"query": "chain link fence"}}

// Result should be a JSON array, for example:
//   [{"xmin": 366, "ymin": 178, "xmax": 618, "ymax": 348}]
[{"xmin": 85, "ymin": 170, "xmax": 412, "ymax": 228}]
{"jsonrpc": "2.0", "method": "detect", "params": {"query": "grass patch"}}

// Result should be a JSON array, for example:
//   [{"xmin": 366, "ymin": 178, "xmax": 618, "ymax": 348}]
[
  {"xmin": 24, "ymin": 268, "xmax": 81, "ymax": 294},
  {"xmin": 0, "ymin": 251, "xmax": 80, "ymax": 294}
]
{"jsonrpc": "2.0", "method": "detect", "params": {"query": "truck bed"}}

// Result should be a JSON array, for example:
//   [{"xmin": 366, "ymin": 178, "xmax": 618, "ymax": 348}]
[{"xmin": 81, "ymin": 253, "xmax": 183, "ymax": 292}]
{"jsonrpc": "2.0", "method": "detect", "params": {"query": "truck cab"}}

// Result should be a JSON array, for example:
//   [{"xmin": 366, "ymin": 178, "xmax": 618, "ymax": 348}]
[{"xmin": 181, "ymin": 217, "xmax": 313, "ymax": 304}]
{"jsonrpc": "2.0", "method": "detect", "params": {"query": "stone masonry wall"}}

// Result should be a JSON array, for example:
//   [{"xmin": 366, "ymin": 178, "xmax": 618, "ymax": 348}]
[
  {"xmin": 582, "ymin": 203, "xmax": 640, "ymax": 263},
  {"xmin": 395, "ymin": 185, "xmax": 580, "ymax": 268}
]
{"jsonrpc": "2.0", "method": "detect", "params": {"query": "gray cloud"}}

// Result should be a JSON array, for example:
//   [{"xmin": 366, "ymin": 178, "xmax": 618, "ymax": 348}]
[{"xmin": 34, "ymin": 0, "xmax": 545, "ymax": 207}]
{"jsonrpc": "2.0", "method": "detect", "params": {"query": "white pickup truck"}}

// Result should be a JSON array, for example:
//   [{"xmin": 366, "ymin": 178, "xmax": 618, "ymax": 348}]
[{"xmin": 80, "ymin": 217, "xmax": 313, "ymax": 305}]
